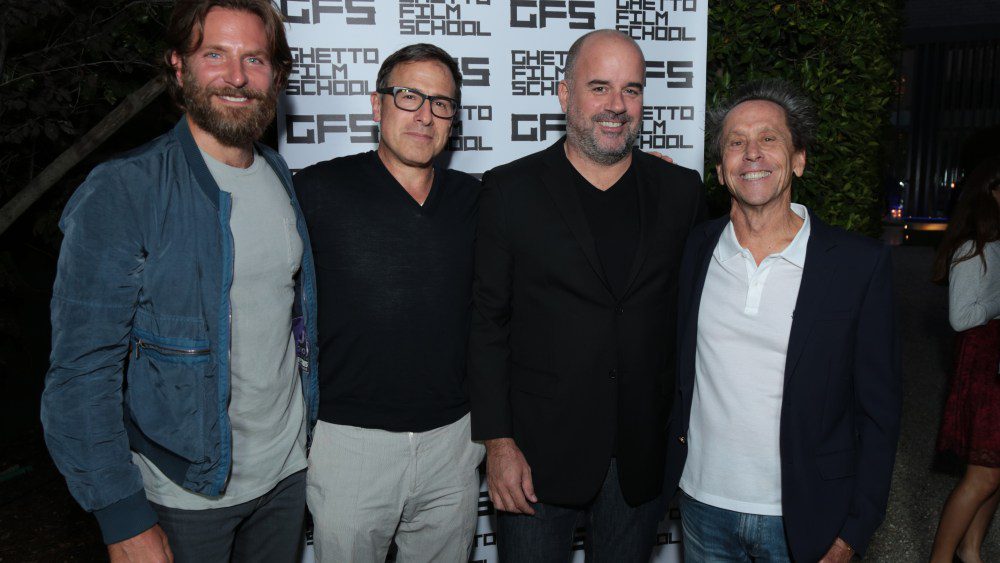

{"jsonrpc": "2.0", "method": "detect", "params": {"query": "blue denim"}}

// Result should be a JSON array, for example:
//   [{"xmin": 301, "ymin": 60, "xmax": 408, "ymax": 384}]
[
  {"xmin": 678, "ymin": 492, "xmax": 791, "ymax": 563},
  {"xmin": 496, "ymin": 459, "xmax": 663, "ymax": 562},
  {"xmin": 41, "ymin": 118, "xmax": 319, "ymax": 544}
]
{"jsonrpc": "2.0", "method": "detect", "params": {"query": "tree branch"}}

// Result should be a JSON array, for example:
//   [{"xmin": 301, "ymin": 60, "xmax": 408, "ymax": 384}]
[
  {"xmin": 0, "ymin": 59, "xmax": 154, "ymax": 88},
  {"xmin": 0, "ymin": 77, "xmax": 165, "ymax": 238}
]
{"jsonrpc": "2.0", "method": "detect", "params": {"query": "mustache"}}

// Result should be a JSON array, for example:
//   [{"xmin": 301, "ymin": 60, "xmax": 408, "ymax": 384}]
[
  {"xmin": 591, "ymin": 111, "xmax": 632, "ymax": 123},
  {"xmin": 209, "ymin": 86, "xmax": 268, "ymax": 101}
]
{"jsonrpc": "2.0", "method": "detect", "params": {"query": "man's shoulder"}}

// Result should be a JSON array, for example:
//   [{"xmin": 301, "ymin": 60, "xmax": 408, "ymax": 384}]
[
  {"xmin": 80, "ymin": 128, "xmax": 184, "ymax": 192},
  {"xmin": 632, "ymin": 150, "xmax": 702, "ymax": 187},
  {"xmin": 808, "ymin": 214, "xmax": 889, "ymax": 271},
  {"xmin": 440, "ymin": 166, "xmax": 480, "ymax": 187},
  {"xmin": 812, "ymin": 215, "xmax": 885, "ymax": 252},
  {"xmin": 293, "ymin": 151, "xmax": 371, "ymax": 188},
  {"xmin": 483, "ymin": 145, "xmax": 551, "ymax": 182}
]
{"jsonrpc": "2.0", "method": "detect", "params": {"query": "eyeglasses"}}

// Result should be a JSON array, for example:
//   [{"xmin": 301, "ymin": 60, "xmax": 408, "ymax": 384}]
[{"xmin": 376, "ymin": 86, "xmax": 459, "ymax": 119}]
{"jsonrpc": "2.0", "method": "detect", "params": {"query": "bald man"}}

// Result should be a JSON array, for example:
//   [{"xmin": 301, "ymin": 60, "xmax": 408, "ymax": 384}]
[{"xmin": 469, "ymin": 29, "xmax": 705, "ymax": 561}]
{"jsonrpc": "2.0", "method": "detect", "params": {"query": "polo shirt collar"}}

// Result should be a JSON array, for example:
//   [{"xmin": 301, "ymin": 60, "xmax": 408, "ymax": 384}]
[{"xmin": 714, "ymin": 203, "xmax": 811, "ymax": 268}]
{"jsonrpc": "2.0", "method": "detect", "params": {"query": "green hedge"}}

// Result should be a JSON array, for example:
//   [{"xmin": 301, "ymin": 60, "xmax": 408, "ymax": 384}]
[{"xmin": 704, "ymin": 0, "xmax": 902, "ymax": 235}]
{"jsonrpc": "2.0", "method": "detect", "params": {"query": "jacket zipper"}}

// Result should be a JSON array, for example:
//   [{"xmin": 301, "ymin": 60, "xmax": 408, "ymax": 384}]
[{"xmin": 134, "ymin": 339, "xmax": 210, "ymax": 359}]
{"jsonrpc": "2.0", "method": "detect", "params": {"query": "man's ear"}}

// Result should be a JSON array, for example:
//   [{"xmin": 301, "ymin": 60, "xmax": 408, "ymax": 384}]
[
  {"xmin": 170, "ymin": 52, "xmax": 184, "ymax": 85},
  {"xmin": 557, "ymin": 80, "xmax": 569, "ymax": 113},
  {"xmin": 793, "ymin": 149, "xmax": 806, "ymax": 177},
  {"xmin": 716, "ymin": 163, "xmax": 725, "ymax": 185},
  {"xmin": 371, "ymin": 92, "xmax": 382, "ymax": 123}
]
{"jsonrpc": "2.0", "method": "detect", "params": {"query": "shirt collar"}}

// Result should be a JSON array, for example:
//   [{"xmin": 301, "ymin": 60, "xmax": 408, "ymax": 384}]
[{"xmin": 714, "ymin": 203, "xmax": 811, "ymax": 268}]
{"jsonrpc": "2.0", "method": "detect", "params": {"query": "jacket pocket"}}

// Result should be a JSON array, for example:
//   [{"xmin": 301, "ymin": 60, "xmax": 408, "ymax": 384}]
[
  {"xmin": 127, "ymin": 328, "xmax": 211, "ymax": 462},
  {"xmin": 816, "ymin": 448, "xmax": 858, "ymax": 480},
  {"xmin": 510, "ymin": 362, "xmax": 559, "ymax": 399}
]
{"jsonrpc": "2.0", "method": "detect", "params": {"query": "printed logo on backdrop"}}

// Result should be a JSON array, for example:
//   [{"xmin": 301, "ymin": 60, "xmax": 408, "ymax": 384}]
[
  {"xmin": 450, "ymin": 57, "xmax": 492, "ymax": 151},
  {"xmin": 655, "ymin": 505, "xmax": 684, "ymax": 546},
  {"xmin": 399, "ymin": 0, "xmax": 492, "ymax": 36},
  {"xmin": 511, "ymin": 114, "xmax": 566, "ymax": 142},
  {"xmin": 615, "ymin": 0, "xmax": 697, "ymax": 41},
  {"xmin": 511, "ymin": 50, "xmax": 567, "ymax": 96},
  {"xmin": 510, "ymin": 0, "xmax": 596, "ymax": 29},
  {"xmin": 641, "ymin": 105, "xmax": 694, "ymax": 150},
  {"xmin": 473, "ymin": 530, "xmax": 497, "ymax": 550},
  {"xmin": 284, "ymin": 113, "xmax": 378, "ymax": 144},
  {"xmin": 450, "ymin": 106, "xmax": 494, "ymax": 151},
  {"xmin": 280, "ymin": 0, "xmax": 376, "ymax": 24},
  {"xmin": 286, "ymin": 47, "xmax": 379, "ymax": 96},
  {"xmin": 458, "ymin": 57, "xmax": 491, "ymax": 87}
]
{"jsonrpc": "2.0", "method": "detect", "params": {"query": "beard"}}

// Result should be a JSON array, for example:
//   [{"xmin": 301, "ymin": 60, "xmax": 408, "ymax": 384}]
[
  {"xmin": 181, "ymin": 65, "xmax": 277, "ymax": 148},
  {"xmin": 566, "ymin": 107, "xmax": 640, "ymax": 166}
]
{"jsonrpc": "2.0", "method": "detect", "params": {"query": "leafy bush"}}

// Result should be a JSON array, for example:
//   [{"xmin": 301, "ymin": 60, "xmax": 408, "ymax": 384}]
[{"xmin": 704, "ymin": 0, "xmax": 902, "ymax": 235}]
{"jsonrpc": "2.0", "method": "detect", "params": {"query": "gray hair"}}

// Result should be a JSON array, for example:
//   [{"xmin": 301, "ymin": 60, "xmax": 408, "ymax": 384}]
[
  {"xmin": 707, "ymin": 79, "xmax": 817, "ymax": 163},
  {"xmin": 563, "ymin": 29, "xmax": 644, "ymax": 87}
]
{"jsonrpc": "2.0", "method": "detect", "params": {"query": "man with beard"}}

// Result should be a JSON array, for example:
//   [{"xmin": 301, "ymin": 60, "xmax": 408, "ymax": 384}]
[
  {"xmin": 469, "ymin": 29, "xmax": 704, "ymax": 561},
  {"xmin": 40, "ymin": 1, "xmax": 317, "ymax": 561}
]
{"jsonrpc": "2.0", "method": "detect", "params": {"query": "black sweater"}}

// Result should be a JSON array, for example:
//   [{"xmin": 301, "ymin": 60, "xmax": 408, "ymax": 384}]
[{"xmin": 294, "ymin": 151, "xmax": 480, "ymax": 432}]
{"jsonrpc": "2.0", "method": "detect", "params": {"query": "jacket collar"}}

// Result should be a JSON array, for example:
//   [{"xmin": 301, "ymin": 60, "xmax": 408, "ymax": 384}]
[
  {"xmin": 683, "ymin": 208, "xmax": 839, "ymax": 389},
  {"xmin": 173, "ymin": 117, "xmax": 292, "ymax": 208}
]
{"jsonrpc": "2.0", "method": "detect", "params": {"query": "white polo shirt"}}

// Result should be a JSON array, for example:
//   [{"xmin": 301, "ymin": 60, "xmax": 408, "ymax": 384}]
[{"xmin": 679, "ymin": 203, "xmax": 810, "ymax": 516}]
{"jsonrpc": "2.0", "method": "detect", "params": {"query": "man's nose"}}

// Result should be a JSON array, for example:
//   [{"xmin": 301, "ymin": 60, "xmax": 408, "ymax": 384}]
[
  {"xmin": 414, "ymin": 99, "xmax": 434, "ymax": 125},
  {"xmin": 223, "ymin": 58, "xmax": 248, "ymax": 88},
  {"xmin": 606, "ymin": 90, "xmax": 626, "ymax": 113}
]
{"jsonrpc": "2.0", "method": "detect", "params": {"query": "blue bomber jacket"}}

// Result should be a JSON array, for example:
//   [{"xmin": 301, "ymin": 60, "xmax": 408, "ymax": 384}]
[{"xmin": 40, "ymin": 118, "xmax": 319, "ymax": 544}]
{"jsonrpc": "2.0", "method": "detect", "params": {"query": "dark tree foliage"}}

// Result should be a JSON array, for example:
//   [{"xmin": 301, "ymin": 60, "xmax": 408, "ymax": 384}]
[
  {"xmin": 704, "ymin": 0, "xmax": 903, "ymax": 235},
  {"xmin": 0, "ymin": 0, "xmax": 174, "ymax": 440},
  {"xmin": 1, "ymin": 0, "xmax": 174, "ymax": 242}
]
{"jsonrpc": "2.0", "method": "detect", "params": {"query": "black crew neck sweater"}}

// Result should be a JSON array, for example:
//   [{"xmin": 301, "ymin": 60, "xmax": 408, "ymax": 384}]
[{"xmin": 293, "ymin": 150, "xmax": 480, "ymax": 432}]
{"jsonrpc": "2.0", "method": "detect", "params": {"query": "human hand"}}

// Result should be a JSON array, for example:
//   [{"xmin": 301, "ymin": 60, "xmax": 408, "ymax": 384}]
[
  {"xmin": 485, "ymin": 438, "xmax": 537, "ymax": 514},
  {"xmin": 817, "ymin": 537, "xmax": 854, "ymax": 563},
  {"xmin": 646, "ymin": 151, "xmax": 674, "ymax": 163},
  {"xmin": 107, "ymin": 524, "xmax": 173, "ymax": 563}
]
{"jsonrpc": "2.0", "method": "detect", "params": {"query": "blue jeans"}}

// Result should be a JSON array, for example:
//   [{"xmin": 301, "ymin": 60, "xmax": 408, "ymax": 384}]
[
  {"xmin": 678, "ymin": 492, "xmax": 791, "ymax": 563},
  {"xmin": 151, "ymin": 469, "xmax": 306, "ymax": 563},
  {"xmin": 496, "ymin": 459, "xmax": 663, "ymax": 563}
]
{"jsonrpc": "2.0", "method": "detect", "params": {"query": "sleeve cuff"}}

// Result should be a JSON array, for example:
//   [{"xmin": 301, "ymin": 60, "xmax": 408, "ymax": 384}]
[{"xmin": 93, "ymin": 490, "xmax": 159, "ymax": 544}]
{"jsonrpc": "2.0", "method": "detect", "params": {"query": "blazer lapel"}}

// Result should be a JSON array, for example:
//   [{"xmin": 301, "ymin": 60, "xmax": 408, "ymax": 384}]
[
  {"xmin": 620, "ymin": 155, "xmax": 659, "ymax": 298},
  {"xmin": 783, "ymin": 212, "xmax": 839, "ymax": 388},
  {"xmin": 540, "ymin": 141, "xmax": 613, "ymax": 295},
  {"xmin": 679, "ymin": 216, "xmax": 727, "ymax": 392}
]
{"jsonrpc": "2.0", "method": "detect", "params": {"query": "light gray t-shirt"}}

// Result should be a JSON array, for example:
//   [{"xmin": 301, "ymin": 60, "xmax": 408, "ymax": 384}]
[{"xmin": 134, "ymin": 149, "xmax": 307, "ymax": 509}]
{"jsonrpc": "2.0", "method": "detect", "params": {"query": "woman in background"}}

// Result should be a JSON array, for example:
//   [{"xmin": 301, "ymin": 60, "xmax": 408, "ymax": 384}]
[{"xmin": 931, "ymin": 156, "xmax": 1000, "ymax": 563}]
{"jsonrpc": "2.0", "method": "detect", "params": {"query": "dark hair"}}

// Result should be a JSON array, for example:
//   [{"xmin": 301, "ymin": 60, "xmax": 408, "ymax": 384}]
[
  {"xmin": 931, "ymin": 156, "xmax": 1000, "ymax": 284},
  {"xmin": 563, "ymin": 29, "xmax": 644, "ymax": 86},
  {"xmin": 161, "ymin": 0, "xmax": 292, "ymax": 108},
  {"xmin": 707, "ymin": 79, "xmax": 817, "ymax": 163},
  {"xmin": 376, "ymin": 43, "xmax": 462, "ymax": 104}
]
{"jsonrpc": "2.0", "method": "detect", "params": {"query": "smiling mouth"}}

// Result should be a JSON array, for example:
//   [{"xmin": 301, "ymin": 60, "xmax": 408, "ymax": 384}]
[
  {"xmin": 219, "ymin": 95, "xmax": 249, "ymax": 103},
  {"xmin": 741, "ymin": 170, "xmax": 772, "ymax": 180},
  {"xmin": 597, "ymin": 121, "xmax": 625, "ymax": 128}
]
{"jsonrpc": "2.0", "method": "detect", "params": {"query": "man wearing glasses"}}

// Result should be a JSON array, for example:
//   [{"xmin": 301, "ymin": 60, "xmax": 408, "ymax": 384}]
[{"xmin": 293, "ymin": 43, "xmax": 483, "ymax": 561}]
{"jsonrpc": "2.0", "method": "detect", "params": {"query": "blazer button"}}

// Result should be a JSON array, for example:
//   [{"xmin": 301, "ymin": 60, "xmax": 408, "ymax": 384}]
[
  {"xmin": 678, "ymin": 435, "xmax": 686, "ymax": 444},
  {"xmin": 609, "ymin": 368, "xmax": 617, "ymax": 380},
  {"xmin": 616, "ymin": 306, "xmax": 624, "ymax": 315}
]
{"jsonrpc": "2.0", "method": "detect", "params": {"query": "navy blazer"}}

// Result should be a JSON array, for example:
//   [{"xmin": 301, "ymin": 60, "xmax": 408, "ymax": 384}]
[{"xmin": 664, "ymin": 211, "xmax": 901, "ymax": 561}]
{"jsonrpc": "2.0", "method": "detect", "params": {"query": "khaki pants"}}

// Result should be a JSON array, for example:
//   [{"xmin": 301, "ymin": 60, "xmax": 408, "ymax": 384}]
[{"xmin": 306, "ymin": 414, "xmax": 485, "ymax": 562}]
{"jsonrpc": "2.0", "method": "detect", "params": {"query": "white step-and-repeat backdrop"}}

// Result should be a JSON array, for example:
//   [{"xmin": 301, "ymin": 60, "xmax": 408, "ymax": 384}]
[{"xmin": 277, "ymin": 1, "xmax": 708, "ymax": 561}]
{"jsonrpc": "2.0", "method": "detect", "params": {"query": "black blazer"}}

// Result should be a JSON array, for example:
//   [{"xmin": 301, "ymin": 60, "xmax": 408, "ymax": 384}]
[
  {"xmin": 664, "ymin": 212, "xmax": 902, "ymax": 561},
  {"xmin": 469, "ymin": 138, "xmax": 705, "ymax": 506}
]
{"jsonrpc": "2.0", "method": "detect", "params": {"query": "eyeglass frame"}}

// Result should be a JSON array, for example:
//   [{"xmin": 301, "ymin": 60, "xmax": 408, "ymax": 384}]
[{"xmin": 375, "ymin": 86, "xmax": 460, "ymax": 119}]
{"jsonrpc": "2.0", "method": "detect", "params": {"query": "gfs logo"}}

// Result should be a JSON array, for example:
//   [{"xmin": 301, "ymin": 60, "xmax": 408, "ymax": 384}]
[{"xmin": 510, "ymin": 0, "xmax": 595, "ymax": 29}]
